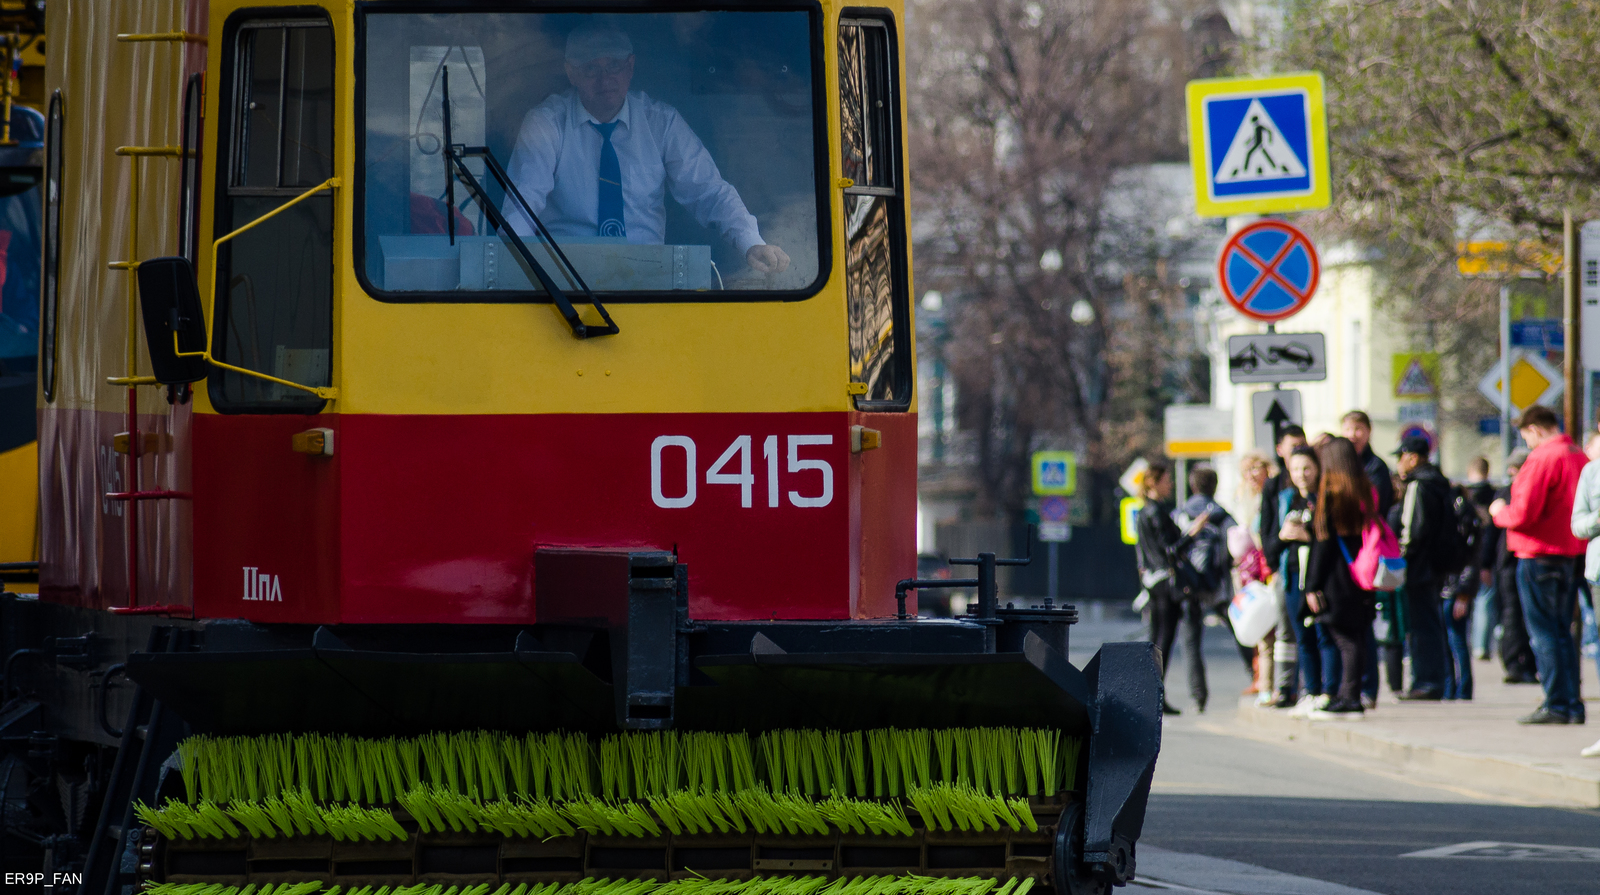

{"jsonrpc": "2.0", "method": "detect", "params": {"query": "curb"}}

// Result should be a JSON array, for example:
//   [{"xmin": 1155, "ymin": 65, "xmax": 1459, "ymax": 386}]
[{"xmin": 1234, "ymin": 703, "xmax": 1600, "ymax": 808}]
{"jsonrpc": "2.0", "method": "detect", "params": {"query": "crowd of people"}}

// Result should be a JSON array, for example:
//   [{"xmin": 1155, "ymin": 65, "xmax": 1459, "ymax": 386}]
[{"xmin": 1133, "ymin": 406, "xmax": 1600, "ymax": 756}]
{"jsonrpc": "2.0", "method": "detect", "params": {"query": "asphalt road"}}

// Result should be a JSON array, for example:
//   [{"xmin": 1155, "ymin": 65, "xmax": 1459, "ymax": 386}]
[{"xmin": 1068, "ymin": 602, "xmax": 1600, "ymax": 895}]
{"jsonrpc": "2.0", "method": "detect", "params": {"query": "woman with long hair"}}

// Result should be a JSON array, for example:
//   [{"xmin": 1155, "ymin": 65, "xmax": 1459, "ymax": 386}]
[
  {"xmin": 1302, "ymin": 437, "xmax": 1379, "ymax": 717},
  {"xmin": 1272, "ymin": 445, "xmax": 1340, "ymax": 712}
]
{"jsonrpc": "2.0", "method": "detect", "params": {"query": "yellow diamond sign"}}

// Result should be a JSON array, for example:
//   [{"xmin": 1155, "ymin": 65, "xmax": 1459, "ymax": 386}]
[{"xmin": 1478, "ymin": 351, "xmax": 1563, "ymax": 413}]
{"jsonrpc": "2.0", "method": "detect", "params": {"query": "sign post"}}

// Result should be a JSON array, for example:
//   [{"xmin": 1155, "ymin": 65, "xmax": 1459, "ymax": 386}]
[
  {"xmin": 1581, "ymin": 220, "xmax": 1600, "ymax": 428},
  {"xmin": 1566, "ymin": 212, "xmax": 1583, "ymax": 433},
  {"xmin": 1031, "ymin": 452, "xmax": 1076, "ymax": 604}
]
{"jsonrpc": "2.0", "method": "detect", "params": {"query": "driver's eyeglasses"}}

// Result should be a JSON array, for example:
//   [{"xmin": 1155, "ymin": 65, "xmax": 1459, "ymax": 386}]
[{"xmin": 572, "ymin": 58, "xmax": 630, "ymax": 79}]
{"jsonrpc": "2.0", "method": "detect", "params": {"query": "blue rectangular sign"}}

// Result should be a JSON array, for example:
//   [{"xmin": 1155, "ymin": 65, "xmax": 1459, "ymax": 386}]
[{"xmin": 1510, "ymin": 319, "xmax": 1563, "ymax": 351}]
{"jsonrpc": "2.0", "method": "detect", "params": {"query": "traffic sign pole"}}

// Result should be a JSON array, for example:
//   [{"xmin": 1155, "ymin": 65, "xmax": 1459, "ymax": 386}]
[
  {"xmin": 1501, "ymin": 283, "xmax": 1513, "ymax": 457},
  {"xmin": 1047, "ymin": 542, "xmax": 1059, "ymax": 606},
  {"xmin": 1566, "ymin": 211, "xmax": 1583, "ymax": 434}
]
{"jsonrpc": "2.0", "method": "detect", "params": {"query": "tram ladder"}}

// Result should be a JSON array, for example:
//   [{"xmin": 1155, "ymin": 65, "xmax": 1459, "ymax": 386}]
[{"xmin": 104, "ymin": 29, "xmax": 205, "ymax": 609}]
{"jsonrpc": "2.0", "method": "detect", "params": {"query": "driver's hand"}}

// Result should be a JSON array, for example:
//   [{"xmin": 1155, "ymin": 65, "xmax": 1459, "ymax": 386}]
[{"xmin": 747, "ymin": 244, "xmax": 790, "ymax": 273}]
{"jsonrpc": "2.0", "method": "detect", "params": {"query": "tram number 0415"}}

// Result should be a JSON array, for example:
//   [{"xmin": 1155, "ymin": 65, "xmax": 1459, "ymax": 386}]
[{"xmin": 651, "ymin": 435, "xmax": 834, "ymax": 509}]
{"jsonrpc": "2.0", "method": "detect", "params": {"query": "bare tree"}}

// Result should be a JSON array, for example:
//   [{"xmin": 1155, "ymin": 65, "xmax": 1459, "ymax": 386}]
[{"xmin": 909, "ymin": 0, "xmax": 1221, "ymax": 518}]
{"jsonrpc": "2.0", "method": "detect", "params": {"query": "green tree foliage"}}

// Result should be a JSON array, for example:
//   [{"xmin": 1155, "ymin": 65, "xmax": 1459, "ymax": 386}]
[{"xmin": 1280, "ymin": 1, "xmax": 1589, "ymax": 420}]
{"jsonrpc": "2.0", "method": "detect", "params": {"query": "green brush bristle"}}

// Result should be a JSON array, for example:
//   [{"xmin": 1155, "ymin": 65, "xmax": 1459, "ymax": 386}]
[{"xmin": 157, "ymin": 727, "xmax": 1077, "ymax": 843}]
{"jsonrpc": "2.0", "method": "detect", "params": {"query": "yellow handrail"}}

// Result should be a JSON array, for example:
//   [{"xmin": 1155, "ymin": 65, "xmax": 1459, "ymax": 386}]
[
  {"xmin": 117, "ymin": 32, "xmax": 208, "ymax": 44},
  {"xmin": 115, "ymin": 145, "xmax": 188, "ymax": 158},
  {"xmin": 173, "ymin": 178, "xmax": 341, "ymax": 401}
]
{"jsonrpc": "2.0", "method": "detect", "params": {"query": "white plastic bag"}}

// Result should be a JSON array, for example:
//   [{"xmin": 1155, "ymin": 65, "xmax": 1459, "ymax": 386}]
[{"xmin": 1228, "ymin": 580, "xmax": 1280, "ymax": 646}]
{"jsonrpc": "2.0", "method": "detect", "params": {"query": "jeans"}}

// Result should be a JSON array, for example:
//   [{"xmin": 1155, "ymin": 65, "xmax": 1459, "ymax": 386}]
[
  {"xmin": 1471, "ymin": 581, "xmax": 1498, "ymax": 658},
  {"xmin": 1151, "ymin": 585, "xmax": 1209, "ymax": 709},
  {"xmin": 1443, "ymin": 598, "xmax": 1474, "ymax": 700},
  {"xmin": 1516, "ymin": 557, "xmax": 1584, "ymax": 719},
  {"xmin": 1295, "ymin": 614, "xmax": 1341, "ymax": 697},
  {"xmin": 1405, "ymin": 574, "xmax": 1449, "ymax": 694}
]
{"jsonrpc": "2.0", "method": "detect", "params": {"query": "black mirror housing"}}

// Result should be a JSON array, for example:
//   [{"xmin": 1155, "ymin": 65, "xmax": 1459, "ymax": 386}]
[{"xmin": 136, "ymin": 256, "xmax": 210, "ymax": 384}]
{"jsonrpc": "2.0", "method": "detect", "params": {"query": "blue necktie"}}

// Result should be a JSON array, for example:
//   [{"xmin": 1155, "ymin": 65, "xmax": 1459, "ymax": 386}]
[{"xmin": 591, "ymin": 121, "xmax": 625, "ymax": 237}]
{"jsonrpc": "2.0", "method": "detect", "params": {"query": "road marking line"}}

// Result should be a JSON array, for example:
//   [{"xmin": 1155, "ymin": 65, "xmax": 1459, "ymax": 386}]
[
  {"xmin": 1401, "ymin": 840, "xmax": 1600, "ymax": 861},
  {"xmin": 1137, "ymin": 845, "xmax": 1389, "ymax": 895}
]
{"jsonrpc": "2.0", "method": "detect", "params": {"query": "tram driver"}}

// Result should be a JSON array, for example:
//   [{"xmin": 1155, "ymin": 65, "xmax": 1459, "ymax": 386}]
[{"xmin": 503, "ymin": 24, "xmax": 792, "ymax": 274}]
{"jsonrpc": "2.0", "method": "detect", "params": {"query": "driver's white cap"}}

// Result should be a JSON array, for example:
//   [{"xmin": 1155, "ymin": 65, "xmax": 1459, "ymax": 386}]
[{"xmin": 567, "ymin": 26, "xmax": 633, "ymax": 64}]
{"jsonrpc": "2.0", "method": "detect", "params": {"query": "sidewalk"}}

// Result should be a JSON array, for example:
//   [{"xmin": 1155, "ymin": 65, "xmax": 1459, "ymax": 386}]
[{"xmin": 1233, "ymin": 655, "xmax": 1600, "ymax": 807}]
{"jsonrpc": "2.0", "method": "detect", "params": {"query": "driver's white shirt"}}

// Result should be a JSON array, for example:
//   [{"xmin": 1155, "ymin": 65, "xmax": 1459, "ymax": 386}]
[{"xmin": 502, "ymin": 89, "xmax": 764, "ymax": 254}]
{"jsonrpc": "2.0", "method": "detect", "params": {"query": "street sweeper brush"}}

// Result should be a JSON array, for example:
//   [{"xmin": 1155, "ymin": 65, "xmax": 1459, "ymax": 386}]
[{"xmin": 136, "ymin": 728, "xmax": 1081, "ymax": 892}]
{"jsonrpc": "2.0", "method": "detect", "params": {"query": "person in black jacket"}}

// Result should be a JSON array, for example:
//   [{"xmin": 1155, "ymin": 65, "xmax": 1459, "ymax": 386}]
[
  {"xmin": 1393, "ymin": 435, "xmax": 1453, "ymax": 699},
  {"xmin": 1465, "ymin": 456, "xmax": 1497, "ymax": 660},
  {"xmin": 1135, "ymin": 458, "xmax": 1211, "ymax": 714},
  {"xmin": 1260, "ymin": 425, "xmax": 1309, "ymax": 573},
  {"xmin": 1485, "ymin": 449, "xmax": 1539, "ymax": 683},
  {"xmin": 1342, "ymin": 410, "xmax": 1396, "ymax": 518},
  {"xmin": 1304, "ymin": 437, "xmax": 1381, "ymax": 717}
]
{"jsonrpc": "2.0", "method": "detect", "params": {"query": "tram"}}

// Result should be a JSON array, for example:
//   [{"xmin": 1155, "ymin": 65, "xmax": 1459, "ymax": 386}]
[{"xmin": 5, "ymin": 3, "xmax": 1161, "ymax": 895}]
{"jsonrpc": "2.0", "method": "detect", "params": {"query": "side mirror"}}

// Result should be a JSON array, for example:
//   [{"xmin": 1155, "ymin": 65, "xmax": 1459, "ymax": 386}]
[{"xmin": 136, "ymin": 256, "xmax": 211, "ymax": 384}]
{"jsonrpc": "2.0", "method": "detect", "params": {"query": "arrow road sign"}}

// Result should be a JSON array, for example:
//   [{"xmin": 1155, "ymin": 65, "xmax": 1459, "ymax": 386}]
[
  {"xmin": 1250, "ymin": 389, "xmax": 1303, "ymax": 450},
  {"xmin": 1227, "ymin": 332, "xmax": 1326, "ymax": 383}
]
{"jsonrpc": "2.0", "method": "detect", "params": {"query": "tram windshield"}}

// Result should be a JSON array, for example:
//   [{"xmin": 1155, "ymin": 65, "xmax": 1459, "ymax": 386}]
[{"xmin": 361, "ymin": 9, "xmax": 823, "ymax": 298}]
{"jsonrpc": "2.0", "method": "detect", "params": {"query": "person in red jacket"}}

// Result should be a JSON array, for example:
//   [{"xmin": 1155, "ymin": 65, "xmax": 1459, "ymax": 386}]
[{"xmin": 1490, "ymin": 405, "xmax": 1589, "ymax": 724}]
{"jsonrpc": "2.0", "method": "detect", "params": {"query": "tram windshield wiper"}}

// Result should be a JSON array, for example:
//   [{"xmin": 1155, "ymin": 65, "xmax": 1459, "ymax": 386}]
[{"xmin": 440, "ymin": 69, "xmax": 618, "ymax": 339}]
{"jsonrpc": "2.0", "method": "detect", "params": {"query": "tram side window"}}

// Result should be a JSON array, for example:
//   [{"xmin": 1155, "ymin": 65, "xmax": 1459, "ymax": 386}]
[
  {"xmin": 41, "ymin": 90, "xmax": 62, "ymax": 403},
  {"xmin": 179, "ymin": 73, "xmax": 204, "ymax": 262},
  {"xmin": 840, "ymin": 17, "xmax": 909, "ymax": 410},
  {"xmin": 211, "ymin": 20, "xmax": 335, "ymax": 413}
]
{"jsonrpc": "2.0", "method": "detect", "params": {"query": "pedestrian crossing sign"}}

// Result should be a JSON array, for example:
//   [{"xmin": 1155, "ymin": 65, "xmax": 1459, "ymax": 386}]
[{"xmin": 1186, "ymin": 72, "xmax": 1331, "ymax": 218}]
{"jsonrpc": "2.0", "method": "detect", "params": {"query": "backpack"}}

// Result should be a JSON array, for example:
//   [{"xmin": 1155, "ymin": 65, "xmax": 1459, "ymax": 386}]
[
  {"xmin": 1439, "ymin": 488, "xmax": 1485, "ymax": 574},
  {"xmin": 1341, "ymin": 519, "xmax": 1406, "ymax": 591},
  {"xmin": 1178, "ymin": 509, "xmax": 1232, "ymax": 594}
]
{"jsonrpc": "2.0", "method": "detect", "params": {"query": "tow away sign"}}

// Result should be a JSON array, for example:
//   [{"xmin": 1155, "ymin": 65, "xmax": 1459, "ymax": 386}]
[
  {"xmin": 1228, "ymin": 332, "xmax": 1326, "ymax": 383},
  {"xmin": 1186, "ymin": 72, "xmax": 1330, "ymax": 218}
]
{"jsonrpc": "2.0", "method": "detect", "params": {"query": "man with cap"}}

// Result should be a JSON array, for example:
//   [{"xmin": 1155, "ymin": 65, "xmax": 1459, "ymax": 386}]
[
  {"xmin": 1393, "ymin": 433, "xmax": 1454, "ymax": 700},
  {"xmin": 504, "ymin": 23, "xmax": 791, "ymax": 274}
]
